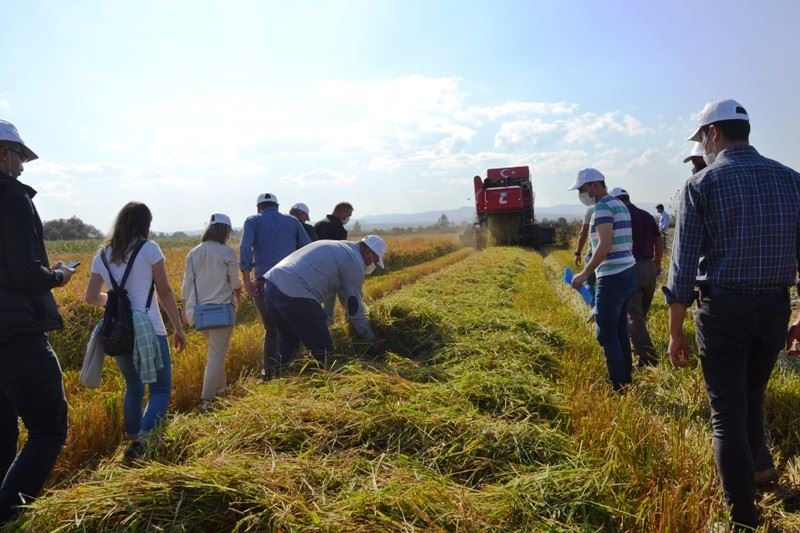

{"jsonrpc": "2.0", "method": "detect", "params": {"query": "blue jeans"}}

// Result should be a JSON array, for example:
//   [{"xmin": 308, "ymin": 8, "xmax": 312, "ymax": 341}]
[
  {"xmin": 114, "ymin": 335, "xmax": 172, "ymax": 437},
  {"xmin": 695, "ymin": 287, "xmax": 790, "ymax": 528},
  {"xmin": 264, "ymin": 282, "xmax": 333, "ymax": 369},
  {"xmin": 594, "ymin": 267, "xmax": 636, "ymax": 390},
  {"xmin": 0, "ymin": 333, "xmax": 68, "ymax": 523}
]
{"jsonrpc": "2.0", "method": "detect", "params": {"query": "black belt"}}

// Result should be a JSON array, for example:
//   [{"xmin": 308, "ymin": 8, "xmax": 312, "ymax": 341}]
[{"xmin": 698, "ymin": 285, "xmax": 787, "ymax": 299}]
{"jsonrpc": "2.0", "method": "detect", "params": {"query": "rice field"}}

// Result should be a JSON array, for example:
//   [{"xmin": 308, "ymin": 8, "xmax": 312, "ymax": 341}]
[
  {"xmin": 27, "ymin": 234, "xmax": 467, "ymax": 488},
  {"xmin": 9, "ymin": 242, "xmax": 800, "ymax": 531}
]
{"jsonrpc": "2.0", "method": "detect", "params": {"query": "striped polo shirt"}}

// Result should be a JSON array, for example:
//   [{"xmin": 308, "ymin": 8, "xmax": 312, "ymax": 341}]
[{"xmin": 590, "ymin": 195, "xmax": 635, "ymax": 277}]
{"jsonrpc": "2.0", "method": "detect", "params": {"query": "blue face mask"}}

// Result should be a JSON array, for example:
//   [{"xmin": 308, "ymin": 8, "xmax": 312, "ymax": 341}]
[{"xmin": 365, "ymin": 263, "xmax": 376, "ymax": 275}]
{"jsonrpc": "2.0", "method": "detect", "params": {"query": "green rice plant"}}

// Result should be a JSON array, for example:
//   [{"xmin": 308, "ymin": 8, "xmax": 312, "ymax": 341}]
[{"xmin": 19, "ymin": 247, "xmax": 621, "ymax": 531}]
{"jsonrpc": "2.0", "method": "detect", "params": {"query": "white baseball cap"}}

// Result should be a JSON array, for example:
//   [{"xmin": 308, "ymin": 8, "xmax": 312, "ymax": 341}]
[
  {"xmin": 0, "ymin": 119, "xmax": 38, "ymax": 162},
  {"xmin": 683, "ymin": 142, "xmax": 705, "ymax": 163},
  {"xmin": 209, "ymin": 213, "xmax": 231, "ymax": 226},
  {"xmin": 688, "ymin": 99, "xmax": 750, "ymax": 141},
  {"xmin": 609, "ymin": 187, "xmax": 628, "ymax": 198},
  {"xmin": 361, "ymin": 234, "xmax": 387, "ymax": 269},
  {"xmin": 568, "ymin": 168, "xmax": 606, "ymax": 191},
  {"xmin": 291, "ymin": 202, "xmax": 309, "ymax": 215},
  {"xmin": 256, "ymin": 192, "xmax": 279, "ymax": 205}
]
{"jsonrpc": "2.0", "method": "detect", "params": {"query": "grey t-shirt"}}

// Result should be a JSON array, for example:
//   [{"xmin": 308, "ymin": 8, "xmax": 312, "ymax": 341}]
[{"xmin": 264, "ymin": 240, "xmax": 374, "ymax": 340}]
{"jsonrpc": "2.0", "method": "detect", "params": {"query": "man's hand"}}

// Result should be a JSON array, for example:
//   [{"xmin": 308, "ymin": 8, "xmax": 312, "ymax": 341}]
[
  {"xmin": 571, "ymin": 271, "xmax": 588, "ymax": 289},
  {"xmin": 668, "ymin": 331, "xmax": 691, "ymax": 367},
  {"xmin": 173, "ymin": 328, "xmax": 187, "ymax": 352},
  {"xmin": 244, "ymin": 279, "xmax": 258, "ymax": 298},
  {"xmin": 786, "ymin": 323, "xmax": 800, "ymax": 356},
  {"xmin": 574, "ymin": 252, "xmax": 583, "ymax": 267},
  {"xmin": 52, "ymin": 261, "xmax": 75, "ymax": 286}
]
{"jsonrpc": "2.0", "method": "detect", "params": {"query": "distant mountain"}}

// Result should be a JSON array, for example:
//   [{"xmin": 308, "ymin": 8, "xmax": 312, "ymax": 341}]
[
  {"xmin": 354, "ymin": 202, "xmax": 665, "ymax": 229},
  {"xmin": 355, "ymin": 206, "xmax": 476, "ymax": 229}
]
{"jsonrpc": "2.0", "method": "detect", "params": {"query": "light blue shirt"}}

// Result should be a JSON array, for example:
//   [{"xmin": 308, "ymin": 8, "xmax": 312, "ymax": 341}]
[
  {"xmin": 264, "ymin": 240, "xmax": 374, "ymax": 340},
  {"xmin": 239, "ymin": 207, "xmax": 310, "ymax": 277}
]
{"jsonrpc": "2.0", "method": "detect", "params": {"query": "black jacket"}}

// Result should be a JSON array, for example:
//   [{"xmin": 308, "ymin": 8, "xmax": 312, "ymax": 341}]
[
  {"xmin": 314, "ymin": 214, "xmax": 347, "ymax": 241},
  {"xmin": 302, "ymin": 222, "xmax": 318, "ymax": 242},
  {"xmin": 0, "ymin": 174, "xmax": 64, "ymax": 339}
]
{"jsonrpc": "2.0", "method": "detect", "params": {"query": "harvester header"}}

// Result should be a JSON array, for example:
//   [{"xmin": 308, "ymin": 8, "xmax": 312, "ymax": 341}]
[{"xmin": 472, "ymin": 165, "xmax": 554, "ymax": 247}]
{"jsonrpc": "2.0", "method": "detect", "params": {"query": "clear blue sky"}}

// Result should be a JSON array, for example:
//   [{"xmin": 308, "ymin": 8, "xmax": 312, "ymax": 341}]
[{"xmin": 2, "ymin": 0, "xmax": 798, "ymax": 231}]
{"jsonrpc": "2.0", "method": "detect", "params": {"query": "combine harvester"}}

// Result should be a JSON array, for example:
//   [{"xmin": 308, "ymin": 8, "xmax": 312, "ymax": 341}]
[{"xmin": 472, "ymin": 166, "xmax": 555, "ymax": 247}]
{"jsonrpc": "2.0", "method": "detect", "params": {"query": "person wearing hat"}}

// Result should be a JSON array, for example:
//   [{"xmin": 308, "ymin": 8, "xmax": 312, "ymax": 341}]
[
  {"xmin": 684, "ymin": 141, "xmax": 707, "ymax": 175},
  {"xmin": 263, "ymin": 235, "xmax": 386, "ymax": 371},
  {"xmin": 666, "ymin": 98, "xmax": 800, "ymax": 529},
  {"xmin": 289, "ymin": 202, "xmax": 318, "ymax": 242},
  {"xmin": 568, "ymin": 170, "xmax": 636, "ymax": 391},
  {"xmin": 609, "ymin": 187, "xmax": 663, "ymax": 367},
  {"xmin": 0, "ymin": 120, "xmax": 75, "ymax": 524},
  {"xmin": 181, "ymin": 214, "xmax": 242, "ymax": 410},
  {"xmin": 240, "ymin": 193, "xmax": 310, "ymax": 380},
  {"xmin": 314, "ymin": 201, "xmax": 353, "ymax": 240}
]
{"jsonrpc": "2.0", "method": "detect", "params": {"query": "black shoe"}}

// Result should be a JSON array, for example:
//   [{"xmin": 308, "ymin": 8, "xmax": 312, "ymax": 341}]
[{"xmin": 123, "ymin": 440, "xmax": 146, "ymax": 461}]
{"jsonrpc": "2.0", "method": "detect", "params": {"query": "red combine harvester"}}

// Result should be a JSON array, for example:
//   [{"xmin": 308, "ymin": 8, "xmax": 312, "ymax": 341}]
[{"xmin": 472, "ymin": 166, "xmax": 554, "ymax": 247}]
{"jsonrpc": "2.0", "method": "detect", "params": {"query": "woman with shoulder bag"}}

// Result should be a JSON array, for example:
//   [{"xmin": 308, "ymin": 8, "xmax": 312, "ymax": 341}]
[
  {"xmin": 84, "ymin": 202, "xmax": 186, "ymax": 460},
  {"xmin": 181, "ymin": 213, "xmax": 241, "ymax": 412}
]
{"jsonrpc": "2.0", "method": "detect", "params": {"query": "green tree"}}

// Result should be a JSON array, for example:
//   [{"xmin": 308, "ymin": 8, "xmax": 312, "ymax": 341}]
[{"xmin": 43, "ymin": 216, "xmax": 104, "ymax": 240}]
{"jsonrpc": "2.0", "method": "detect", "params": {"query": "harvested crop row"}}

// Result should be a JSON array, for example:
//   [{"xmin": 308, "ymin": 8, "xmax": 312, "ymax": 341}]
[
  {"xmin": 41, "ymin": 248, "xmax": 473, "ymax": 486},
  {"xmin": 19, "ymin": 248, "xmax": 618, "ymax": 532}
]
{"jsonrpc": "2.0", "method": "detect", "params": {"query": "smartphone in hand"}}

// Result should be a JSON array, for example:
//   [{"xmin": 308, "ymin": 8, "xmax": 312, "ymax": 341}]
[{"xmin": 65, "ymin": 260, "xmax": 81, "ymax": 269}]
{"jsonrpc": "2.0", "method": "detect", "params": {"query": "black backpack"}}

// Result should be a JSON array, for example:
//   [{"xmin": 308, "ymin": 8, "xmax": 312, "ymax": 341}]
[{"xmin": 100, "ymin": 240, "xmax": 155, "ymax": 356}]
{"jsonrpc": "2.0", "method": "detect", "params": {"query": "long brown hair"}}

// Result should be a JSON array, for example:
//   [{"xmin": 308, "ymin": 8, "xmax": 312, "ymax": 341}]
[
  {"xmin": 105, "ymin": 202, "xmax": 152, "ymax": 263},
  {"xmin": 202, "ymin": 223, "xmax": 230, "ymax": 245}
]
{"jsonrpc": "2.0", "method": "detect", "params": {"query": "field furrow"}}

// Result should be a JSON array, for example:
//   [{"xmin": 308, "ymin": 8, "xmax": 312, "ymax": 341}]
[
  {"xmin": 18, "ymin": 248, "xmax": 619, "ymax": 532},
  {"xmin": 40, "ymin": 245, "xmax": 472, "ymax": 487}
]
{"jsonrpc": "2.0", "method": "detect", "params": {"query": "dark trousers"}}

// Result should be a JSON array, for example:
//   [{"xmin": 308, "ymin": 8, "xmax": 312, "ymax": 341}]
[
  {"xmin": 264, "ymin": 282, "xmax": 333, "ymax": 368},
  {"xmin": 253, "ymin": 278, "xmax": 279, "ymax": 379},
  {"xmin": 0, "ymin": 333, "xmax": 68, "ymax": 523},
  {"xmin": 594, "ymin": 266, "xmax": 636, "ymax": 391},
  {"xmin": 628, "ymin": 259, "xmax": 658, "ymax": 366},
  {"xmin": 695, "ymin": 287, "xmax": 790, "ymax": 528}
]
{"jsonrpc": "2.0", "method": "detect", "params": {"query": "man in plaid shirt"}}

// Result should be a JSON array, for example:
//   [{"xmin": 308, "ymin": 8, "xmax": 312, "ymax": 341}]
[{"xmin": 665, "ymin": 98, "xmax": 800, "ymax": 529}]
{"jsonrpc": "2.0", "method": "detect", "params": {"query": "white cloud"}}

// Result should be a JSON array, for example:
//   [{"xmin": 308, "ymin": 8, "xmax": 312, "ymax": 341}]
[
  {"xmin": 0, "ymin": 95, "xmax": 9, "ymax": 114},
  {"xmin": 621, "ymin": 147, "xmax": 668, "ymax": 174},
  {"xmin": 458, "ymin": 101, "xmax": 578, "ymax": 124},
  {"xmin": 494, "ymin": 119, "xmax": 560, "ymax": 148},
  {"xmin": 100, "ymin": 139, "xmax": 128, "ymax": 152},
  {"xmin": 562, "ymin": 112, "xmax": 648, "ymax": 143},
  {"xmin": 278, "ymin": 169, "xmax": 356, "ymax": 187},
  {"xmin": 25, "ymin": 161, "xmax": 206, "ymax": 190},
  {"xmin": 34, "ymin": 180, "xmax": 74, "ymax": 199}
]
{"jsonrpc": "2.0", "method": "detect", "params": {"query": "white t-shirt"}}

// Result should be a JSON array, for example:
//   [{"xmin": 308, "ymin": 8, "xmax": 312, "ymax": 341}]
[{"xmin": 91, "ymin": 240, "xmax": 168, "ymax": 336}]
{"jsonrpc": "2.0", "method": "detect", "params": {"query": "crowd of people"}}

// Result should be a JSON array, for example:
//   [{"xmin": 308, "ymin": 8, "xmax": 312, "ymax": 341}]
[
  {"xmin": 569, "ymin": 98, "xmax": 800, "ymax": 530},
  {"xmin": 2, "ymin": 96, "xmax": 800, "ymax": 529},
  {"xmin": 0, "ymin": 118, "xmax": 386, "ymax": 525}
]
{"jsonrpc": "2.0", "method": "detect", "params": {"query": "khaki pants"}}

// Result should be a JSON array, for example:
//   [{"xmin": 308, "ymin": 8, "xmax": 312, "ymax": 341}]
[
  {"xmin": 200, "ymin": 326, "xmax": 233, "ymax": 401},
  {"xmin": 627, "ymin": 259, "xmax": 658, "ymax": 366}
]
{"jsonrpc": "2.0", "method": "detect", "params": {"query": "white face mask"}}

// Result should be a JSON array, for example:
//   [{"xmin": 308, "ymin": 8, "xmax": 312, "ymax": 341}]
[
  {"xmin": 579, "ymin": 191, "xmax": 596, "ymax": 207},
  {"xmin": 365, "ymin": 263, "xmax": 376, "ymax": 275},
  {"xmin": 701, "ymin": 131, "xmax": 716, "ymax": 166}
]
